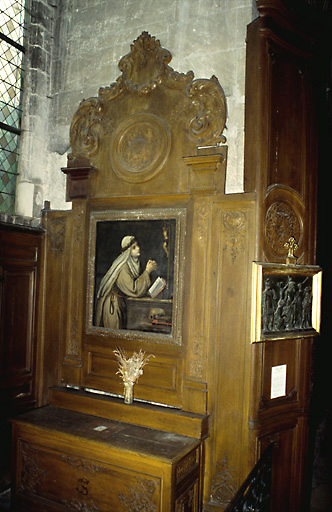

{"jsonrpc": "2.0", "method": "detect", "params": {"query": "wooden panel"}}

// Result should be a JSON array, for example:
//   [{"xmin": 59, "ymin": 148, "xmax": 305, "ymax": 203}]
[
  {"xmin": 15, "ymin": 439, "xmax": 162, "ymax": 512},
  {"xmin": 87, "ymin": 351, "xmax": 177, "ymax": 390},
  {"xmin": 257, "ymin": 425, "xmax": 296, "ymax": 512},
  {"xmin": 267, "ymin": 40, "xmax": 308, "ymax": 197},
  {"xmin": 244, "ymin": 4, "xmax": 320, "ymax": 511},
  {"xmin": 258, "ymin": 340, "xmax": 299, "ymax": 415},
  {"xmin": 244, "ymin": 13, "xmax": 318, "ymax": 265},
  {"xmin": 0, "ymin": 228, "xmax": 42, "ymax": 412},
  {"xmin": 256, "ymin": 415, "xmax": 310, "ymax": 512},
  {"xmin": 0, "ymin": 269, "xmax": 35, "ymax": 376},
  {"xmin": 0, "ymin": 225, "xmax": 43, "ymax": 490},
  {"xmin": 204, "ymin": 199, "xmax": 257, "ymax": 510},
  {"xmin": 0, "ymin": 242, "xmax": 38, "ymax": 262},
  {"xmin": 84, "ymin": 348, "xmax": 181, "ymax": 407},
  {"xmin": 39, "ymin": 210, "xmax": 70, "ymax": 402}
]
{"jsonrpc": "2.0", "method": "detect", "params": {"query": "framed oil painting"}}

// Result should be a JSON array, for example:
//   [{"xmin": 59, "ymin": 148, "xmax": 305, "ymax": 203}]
[
  {"xmin": 86, "ymin": 208, "xmax": 186, "ymax": 344},
  {"xmin": 251, "ymin": 262, "xmax": 322, "ymax": 343}
]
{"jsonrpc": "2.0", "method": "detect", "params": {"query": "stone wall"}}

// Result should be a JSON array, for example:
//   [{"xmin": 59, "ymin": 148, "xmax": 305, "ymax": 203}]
[
  {"xmin": 15, "ymin": 0, "xmax": 58, "ymax": 219},
  {"xmin": 15, "ymin": 0, "xmax": 258, "ymax": 219}
]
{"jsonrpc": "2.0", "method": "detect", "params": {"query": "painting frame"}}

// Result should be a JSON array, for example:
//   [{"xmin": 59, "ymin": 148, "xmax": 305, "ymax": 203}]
[
  {"xmin": 251, "ymin": 261, "xmax": 322, "ymax": 343},
  {"xmin": 86, "ymin": 207, "xmax": 186, "ymax": 345}
]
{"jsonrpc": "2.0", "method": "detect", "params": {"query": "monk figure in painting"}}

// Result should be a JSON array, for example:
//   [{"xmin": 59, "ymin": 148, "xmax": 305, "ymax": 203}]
[{"xmin": 95, "ymin": 235, "xmax": 157, "ymax": 329}]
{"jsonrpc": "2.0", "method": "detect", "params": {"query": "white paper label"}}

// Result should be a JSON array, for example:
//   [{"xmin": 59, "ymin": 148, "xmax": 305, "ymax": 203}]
[{"xmin": 271, "ymin": 364, "xmax": 287, "ymax": 399}]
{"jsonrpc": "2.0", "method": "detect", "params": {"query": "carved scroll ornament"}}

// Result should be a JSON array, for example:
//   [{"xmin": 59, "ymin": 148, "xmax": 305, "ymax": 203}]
[{"xmin": 69, "ymin": 32, "xmax": 227, "ymax": 172}]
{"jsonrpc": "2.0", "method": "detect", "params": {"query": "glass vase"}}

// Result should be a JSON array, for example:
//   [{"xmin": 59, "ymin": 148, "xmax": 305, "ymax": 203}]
[{"xmin": 124, "ymin": 382, "xmax": 134, "ymax": 404}]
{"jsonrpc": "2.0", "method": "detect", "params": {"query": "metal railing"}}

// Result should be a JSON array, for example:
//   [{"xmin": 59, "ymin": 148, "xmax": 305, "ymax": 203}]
[{"xmin": 224, "ymin": 443, "xmax": 275, "ymax": 512}]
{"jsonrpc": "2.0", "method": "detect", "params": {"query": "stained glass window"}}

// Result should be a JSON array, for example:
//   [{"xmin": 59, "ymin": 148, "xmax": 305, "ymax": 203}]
[{"xmin": 0, "ymin": 1, "xmax": 27, "ymax": 214}]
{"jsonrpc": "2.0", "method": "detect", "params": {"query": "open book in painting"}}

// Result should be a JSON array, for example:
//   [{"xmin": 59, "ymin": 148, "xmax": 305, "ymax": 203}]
[{"xmin": 149, "ymin": 277, "xmax": 166, "ymax": 298}]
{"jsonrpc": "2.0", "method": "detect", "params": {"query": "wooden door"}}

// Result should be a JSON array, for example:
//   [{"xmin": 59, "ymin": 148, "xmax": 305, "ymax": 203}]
[{"xmin": 0, "ymin": 225, "xmax": 43, "ymax": 490}]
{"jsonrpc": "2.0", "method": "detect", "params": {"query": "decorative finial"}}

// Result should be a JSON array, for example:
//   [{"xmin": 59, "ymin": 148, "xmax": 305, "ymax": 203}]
[{"xmin": 284, "ymin": 236, "xmax": 298, "ymax": 265}]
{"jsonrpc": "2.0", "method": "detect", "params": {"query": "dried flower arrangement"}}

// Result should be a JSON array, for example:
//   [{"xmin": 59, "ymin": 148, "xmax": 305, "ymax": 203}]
[{"xmin": 113, "ymin": 348, "xmax": 154, "ymax": 404}]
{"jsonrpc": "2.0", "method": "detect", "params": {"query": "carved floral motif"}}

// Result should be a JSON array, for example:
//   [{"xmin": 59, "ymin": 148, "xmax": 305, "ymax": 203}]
[
  {"xmin": 19, "ymin": 443, "xmax": 47, "ymax": 493},
  {"xmin": 118, "ymin": 478, "xmax": 157, "ymax": 512},
  {"xmin": 117, "ymin": 32, "xmax": 192, "ymax": 95},
  {"xmin": 222, "ymin": 210, "xmax": 247, "ymax": 264},
  {"xmin": 68, "ymin": 317, "xmax": 79, "ymax": 356},
  {"xmin": 176, "ymin": 451, "xmax": 197, "ymax": 482},
  {"xmin": 60, "ymin": 453, "xmax": 107, "ymax": 475},
  {"xmin": 196, "ymin": 203, "xmax": 210, "ymax": 245},
  {"xmin": 189, "ymin": 336, "xmax": 204, "ymax": 378},
  {"xmin": 48, "ymin": 217, "xmax": 66, "ymax": 252},
  {"xmin": 60, "ymin": 496, "xmax": 100, "ymax": 512},
  {"xmin": 73, "ymin": 206, "xmax": 84, "ymax": 244},
  {"xmin": 209, "ymin": 452, "xmax": 237, "ymax": 508}
]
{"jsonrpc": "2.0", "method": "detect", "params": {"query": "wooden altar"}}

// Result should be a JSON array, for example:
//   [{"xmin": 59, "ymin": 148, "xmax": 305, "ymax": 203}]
[{"xmin": 9, "ymin": 2, "xmax": 322, "ymax": 508}]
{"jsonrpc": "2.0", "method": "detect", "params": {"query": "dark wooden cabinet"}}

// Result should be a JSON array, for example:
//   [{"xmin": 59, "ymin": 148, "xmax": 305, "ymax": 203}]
[{"xmin": 0, "ymin": 223, "xmax": 43, "ymax": 490}]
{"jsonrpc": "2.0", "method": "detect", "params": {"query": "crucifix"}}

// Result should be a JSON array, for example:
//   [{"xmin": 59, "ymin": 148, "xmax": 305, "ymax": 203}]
[{"xmin": 284, "ymin": 236, "xmax": 298, "ymax": 265}]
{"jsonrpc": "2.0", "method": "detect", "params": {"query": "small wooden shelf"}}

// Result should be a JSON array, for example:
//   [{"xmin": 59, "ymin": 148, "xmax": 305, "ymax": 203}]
[{"xmin": 49, "ymin": 386, "xmax": 209, "ymax": 440}]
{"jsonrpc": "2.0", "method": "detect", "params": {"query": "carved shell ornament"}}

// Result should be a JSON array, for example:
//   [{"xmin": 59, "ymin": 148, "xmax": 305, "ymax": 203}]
[{"xmin": 69, "ymin": 32, "xmax": 227, "ymax": 175}]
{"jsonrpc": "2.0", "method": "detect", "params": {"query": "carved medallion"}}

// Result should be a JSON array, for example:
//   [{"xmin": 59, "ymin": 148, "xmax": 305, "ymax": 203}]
[
  {"xmin": 265, "ymin": 201, "xmax": 301, "ymax": 256},
  {"xmin": 110, "ymin": 113, "xmax": 171, "ymax": 182},
  {"xmin": 223, "ymin": 210, "xmax": 247, "ymax": 232}
]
